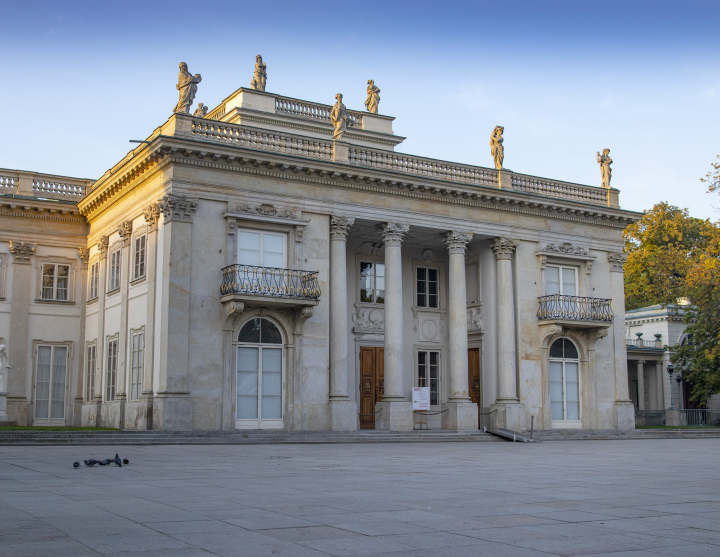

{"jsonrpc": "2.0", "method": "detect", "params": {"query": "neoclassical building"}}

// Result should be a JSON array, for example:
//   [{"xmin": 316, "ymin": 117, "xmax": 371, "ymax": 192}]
[{"xmin": 0, "ymin": 83, "xmax": 641, "ymax": 432}]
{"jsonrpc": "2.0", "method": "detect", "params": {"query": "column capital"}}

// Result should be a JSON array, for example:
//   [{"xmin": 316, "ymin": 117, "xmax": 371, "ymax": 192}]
[
  {"xmin": 117, "ymin": 220, "xmax": 133, "ymax": 247},
  {"xmin": 8, "ymin": 241, "xmax": 36, "ymax": 263},
  {"xmin": 491, "ymin": 237, "xmax": 519, "ymax": 260},
  {"xmin": 330, "ymin": 216, "xmax": 355, "ymax": 241},
  {"xmin": 381, "ymin": 222, "xmax": 409, "ymax": 246},
  {"xmin": 608, "ymin": 251, "xmax": 627, "ymax": 272},
  {"xmin": 637, "ymin": 360, "xmax": 646, "ymax": 366},
  {"xmin": 444, "ymin": 231, "xmax": 473, "ymax": 255},
  {"xmin": 158, "ymin": 194, "xmax": 197, "ymax": 223},
  {"xmin": 78, "ymin": 247, "xmax": 90, "ymax": 269},
  {"xmin": 144, "ymin": 202, "xmax": 161, "ymax": 231},
  {"xmin": 97, "ymin": 235, "xmax": 109, "ymax": 259}
]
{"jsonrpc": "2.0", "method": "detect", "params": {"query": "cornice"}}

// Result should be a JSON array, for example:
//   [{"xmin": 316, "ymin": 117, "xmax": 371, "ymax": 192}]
[{"xmin": 0, "ymin": 198, "xmax": 85, "ymax": 224}]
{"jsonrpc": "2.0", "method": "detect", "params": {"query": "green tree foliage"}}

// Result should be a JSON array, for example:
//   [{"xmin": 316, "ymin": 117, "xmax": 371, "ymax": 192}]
[{"xmin": 623, "ymin": 202, "xmax": 713, "ymax": 311}]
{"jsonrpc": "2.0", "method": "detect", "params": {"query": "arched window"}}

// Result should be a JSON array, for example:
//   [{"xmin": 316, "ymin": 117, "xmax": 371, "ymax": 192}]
[
  {"xmin": 236, "ymin": 318, "xmax": 283, "ymax": 428},
  {"xmin": 549, "ymin": 338, "xmax": 580, "ymax": 425}
]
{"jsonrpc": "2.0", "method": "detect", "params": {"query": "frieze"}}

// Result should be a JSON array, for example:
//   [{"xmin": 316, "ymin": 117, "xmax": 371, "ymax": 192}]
[
  {"xmin": 233, "ymin": 203, "xmax": 297, "ymax": 220},
  {"xmin": 352, "ymin": 306, "xmax": 385, "ymax": 332},
  {"xmin": 467, "ymin": 305, "xmax": 484, "ymax": 331},
  {"xmin": 543, "ymin": 242, "xmax": 589, "ymax": 256}
]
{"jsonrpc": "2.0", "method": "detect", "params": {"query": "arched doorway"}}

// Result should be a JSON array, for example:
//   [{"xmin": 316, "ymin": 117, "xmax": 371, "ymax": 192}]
[
  {"xmin": 236, "ymin": 317, "xmax": 284, "ymax": 429},
  {"xmin": 549, "ymin": 337, "xmax": 581, "ymax": 428}
]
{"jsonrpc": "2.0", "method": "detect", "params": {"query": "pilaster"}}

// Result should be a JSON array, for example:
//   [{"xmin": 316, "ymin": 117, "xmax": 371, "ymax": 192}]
[
  {"xmin": 608, "ymin": 251, "xmax": 633, "ymax": 428},
  {"xmin": 636, "ymin": 360, "xmax": 645, "ymax": 411},
  {"xmin": 141, "ymin": 203, "xmax": 160, "ymax": 429}
]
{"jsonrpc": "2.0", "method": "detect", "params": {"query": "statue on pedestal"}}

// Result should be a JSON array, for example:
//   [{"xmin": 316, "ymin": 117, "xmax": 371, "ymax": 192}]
[
  {"xmin": 490, "ymin": 126, "xmax": 504, "ymax": 170},
  {"xmin": 330, "ymin": 93, "xmax": 349, "ymax": 141},
  {"xmin": 597, "ymin": 148, "xmax": 612, "ymax": 188},
  {"xmin": 250, "ymin": 55, "xmax": 267, "ymax": 91},
  {"xmin": 364, "ymin": 80, "xmax": 380, "ymax": 114},
  {"xmin": 192, "ymin": 103, "xmax": 209, "ymax": 118},
  {"xmin": 174, "ymin": 62, "xmax": 202, "ymax": 114}
]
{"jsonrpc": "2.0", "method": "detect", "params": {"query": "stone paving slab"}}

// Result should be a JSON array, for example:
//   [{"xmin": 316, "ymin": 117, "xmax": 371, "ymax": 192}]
[{"xmin": 0, "ymin": 440, "xmax": 719, "ymax": 556}]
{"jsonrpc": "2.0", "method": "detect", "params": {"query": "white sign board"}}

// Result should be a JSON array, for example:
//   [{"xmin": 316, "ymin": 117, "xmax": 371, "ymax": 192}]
[{"xmin": 412, "ymin": 387, "xmax": 430, "ymax": 411}]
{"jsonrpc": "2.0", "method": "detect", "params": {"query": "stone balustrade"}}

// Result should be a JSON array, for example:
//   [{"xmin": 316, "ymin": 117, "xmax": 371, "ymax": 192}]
[
  {"xmin": 0, "ymin": 168, "xmax": 91, "ymax": 200},
  {"xmin": 511, "ymin": 174, "xmax": 612, "ymax": 206},
  {"xmin": 275, "ymin": 97, "xmax": 363, "ymax": 127}
]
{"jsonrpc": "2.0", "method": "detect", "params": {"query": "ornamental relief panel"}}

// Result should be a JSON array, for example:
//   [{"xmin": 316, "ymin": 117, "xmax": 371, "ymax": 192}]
[{"xmin": 352, "ymin": 306, "xmax": 384, "ymax": 332}]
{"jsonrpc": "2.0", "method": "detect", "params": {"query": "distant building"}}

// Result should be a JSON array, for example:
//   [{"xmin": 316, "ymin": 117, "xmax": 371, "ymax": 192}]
[{"xmin": 0, "ymin": 83, "xmax": 641, "ymax": 432}]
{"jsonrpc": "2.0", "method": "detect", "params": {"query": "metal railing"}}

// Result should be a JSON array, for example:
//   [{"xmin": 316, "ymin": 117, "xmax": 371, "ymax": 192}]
[
  {"xmin": 537, "ymin": 295, "xmax": 613, "ymax": 322},
  {"xmin": 220, "ymin": 264, "xmax": 321, "ymax": 299},
  {"xmin": 625, "ymin": 338, "xmax": 663, "ymax": 350},
  {"xmin": 635, "ymin": 410, "xmax": 666, "ymax": 426},
  {"xmin": 681, "ymin": 409, "xmax": 720, "ymax": 426}
]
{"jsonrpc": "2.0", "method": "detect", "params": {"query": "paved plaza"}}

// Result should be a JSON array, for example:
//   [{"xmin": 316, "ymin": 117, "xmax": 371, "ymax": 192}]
[{"xmin": 0, "ymin": 439, "xmax": 719, "ymax": 556}]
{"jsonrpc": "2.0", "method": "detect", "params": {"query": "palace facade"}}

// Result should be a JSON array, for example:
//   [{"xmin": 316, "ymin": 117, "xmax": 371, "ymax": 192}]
[{"xmin": 0, "ymin": 85, "xmax": 641, "ymax": 432}]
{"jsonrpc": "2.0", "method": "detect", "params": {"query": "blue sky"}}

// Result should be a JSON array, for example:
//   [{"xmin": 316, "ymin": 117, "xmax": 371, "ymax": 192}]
[{"xmin": 2, "ymin": 0, "xmax": 720, "ymax": 219}]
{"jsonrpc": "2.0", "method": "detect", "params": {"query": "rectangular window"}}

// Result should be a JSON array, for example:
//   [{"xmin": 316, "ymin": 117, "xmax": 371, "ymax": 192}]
[
  {"xmin": 88, "ymin": 262, "xmax": 99, "ymax": 300},
  {"xmin": 237, "ymin": 230, "xmax": 286, "ymax": 268},
  {"xmin": 85, "ymin": 344, "xmax": 96, "ymax": 402},
  {"xmin": 41, "ymin": 263, "xmax": 70, "ymax": 300},
  {"xmin": 416, "ymin": 267, "xmax": 439, "ymax": 308},
  {"xmin": 418, "ymin": 351, "xmax": 440, "ymax": 406},
  {"xmin": 360, "ymin": 262, "xmax": 385, "ymax": 304},
  {"xmin": 130, "ymin": 331, "xmax": 144, "ymax": 401},
  {"xmin": 106, "ymin": 337, "xmax": 118, "ymax": 401},
  {"xmin": 133, "ymin": 235, "xmax": 146, "ymax": 280},
  {"xmin": 35, "ymin": 345, "xmax": 68, "ymax": 422},
  {"xmin": 109, "ymin": 250, "xmax": 121, "ymax": 292},
  {"xmin": 545, "ymin": 265, "xmax": 577, "ymax": 296}
]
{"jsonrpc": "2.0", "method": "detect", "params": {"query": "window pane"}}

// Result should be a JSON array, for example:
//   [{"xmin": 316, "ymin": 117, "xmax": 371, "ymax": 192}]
[
  {"xmin": 263, "ymin": 251, "xmax": 284, "ymax": 268},
  {"xmin": 263, "ymin": 234, "xmax": 283, "ymax": 255},
  {"xmin": 360, "ymin": 289, "xmax": 373, "ymax": 303},
  {"xmin": 562, "ymin": 268, "xmax": 576, "ymax": 296},
  {"xmin": 428, "ymin": 280, "xmax": 438, "ymax": 295},
  {"xmin": 563, "ymin": 339, "xmax": 579, "ymax": 359},
  {"xmin": 376, "ymin": 264, "xmax": 385, "ymax": 277},
  {"xmin": 546, "ymin": 266, "xmax": 560, "ymax": 295},
  {"xmin": 238, "ymin": 319, "xmax": 261, "ymax": 343},
  {"xmin": 51, "ymin": 347, "xmax": 67, "ymax": 419},
  {"xmin": 417, "ymin": 292, "xmax": 426, "ymax": 307},
  {"xmin": 42, "ymin": 264, "xmax": 55, "ymax": 299},
  {"xmin": 262, "ymin": 348, "xmax": 282, "ymax": 372},
  {"xmin": 56, "ymin": 265, "xmax": 69, "ymax": 300},
  {"xmin": 428, "ymin": 294, "xmax": 438, "ymax": 308},
  {"xmin": 551, "ymin": 401, "xmax": 565, "ymax": 421},
  {"xmin": 238, "ymin": 231, "xmax": 261, "ymax": 265},
  {"xmin": 549, "ymin": 339, "xmax": 564, "ymax": 359},
  {"xmin": 237, "ymin": 393, "xmax": 258, "ymax": 419},
  {"xmin": 260, "ymin": 319, "xmax": 282, "ymax": 344},
  {"xmin": 375, "ymin": 277, "xmax": 385, "ymax": 293},
  {"xmin": 35, "ymin": 346, "xmax": 52, "ymax": 419},
  {"xmin": 237, "ymin": 347, "xmax": 259, "ymax": 420},
  {"xmin": 375, "ymin": 291, "xmax": 385, "ymax": 304}
]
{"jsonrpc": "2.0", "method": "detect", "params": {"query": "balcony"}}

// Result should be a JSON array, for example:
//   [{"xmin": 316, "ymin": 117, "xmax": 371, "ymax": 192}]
[
  {"xmin": 537, "ymin": 294, "xmax": 613, "ymax": 327},
  {"xmin": 220, "ymin": 264, "xmax": 320, "ymax": 311},
  {"xmin": 625, "ymin": 338, "xmax": 663, "ymax": 351}
]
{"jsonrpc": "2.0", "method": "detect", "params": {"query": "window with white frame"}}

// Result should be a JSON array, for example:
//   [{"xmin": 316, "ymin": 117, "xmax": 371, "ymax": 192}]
[
  {"xmin": 34, "ymin": 344, "xmax": 68, "ymax": 424},
  {"xmin": 416, "ymin": 267, "xmax": 439, "ymax": 308},
  {"xmin": 85, "ymin": 343, "xmax": 96, "ymax": 402},
  {"xmin": 130, "ymin": 331, "xmax": 144, "ymax": 400},
  {"xmin": 545, "ymin": 265, "xmax": 577, "ymax": 296},
  {"xmin": 108, "ymin": 249, "xmax": 121, "ymax": 292},
  {"xmin": 88, "ymin": 261, "xmax": 99, "ymax": 300},
  {"xmin": 417, "ymin": 350, "xmax": 440, "ymax": 406},
  {"xmin": 237, "ymin": 229, "xmax": 286, "ymax": 268},
  {"xmin": 359, "ymin": 262, "xmax": 385, "ymax": 304},
  {"xmin": 41, "ymin": 263, "xmax": 70, "ymax": 301},
  {"xmin": 106, "ymin": 337, "xmax": 118, "ymax": 401},
  {"xmin": 549, "ymin": 338, "xmax": 580, "ymax": 425},
  {"xmin": 133, "ymin": 235, "xmax": 146, "ymax": 281}
]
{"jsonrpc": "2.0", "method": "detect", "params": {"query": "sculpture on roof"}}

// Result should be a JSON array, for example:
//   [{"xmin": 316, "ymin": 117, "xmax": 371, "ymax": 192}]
[
  {"xmin": 364, "ymin": 80, "xmax": 380, "ymax": 114},
  {"xmin": 192, "ymin": 103, "xmax": 209, "ymax": 118},
  {"xmin": 250, "ymin": 55, "xmax": 267, "ymax": 91},
  {"xmin": 490, "ymin": 126, "xmax": 504, "ymax": 170},
  {"xmin": 174, "ymin": 62, "xmax": 202, "ymax": 114},
  {"xmin": 597, "ymin": 148, "xmax": 612, "ymax": 188},
  {"xmin": 330, "ymin": 94, "xmax": 349, "ymax": 141}
]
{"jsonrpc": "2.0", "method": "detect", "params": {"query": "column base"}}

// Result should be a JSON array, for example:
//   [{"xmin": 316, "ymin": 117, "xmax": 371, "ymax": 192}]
[
  {"xmin": 0, "ymin": 393, "xmax": 8, "ymax": 422},
  {"xmin": 82, "ymin": 400, "xmax": 102, "ymax": 427},
  {"xmin": 153, "ymin": 393, "xmax": 192, "ymax": 431},
  {"xmin": 441, "ymin": 401, "xmax": 478, "ymax": 431},
  {"xmin": 615, "ymin": 400, "xmax": 635, "ymax": 430},
  {"xmin": 665, "ymin": 408, "xmax": 686, "ymax": 427},
  {"xmin": 124, "ymin": 397, "xmax": 154, "ymax": 430},
  {"xmin": 489, "ymin": 402, "xmax": 526, "ymax": 432},
  {"xmin": 330, "ymin": 399, "xmax": 357, "ymax": 431},
  {"xmin": 6, "ymin": 396, "xmax": 28, "ymax": 426},
  {"xmin": 375, "ymin": 400, "xmax": 413, "ymax": 432},
  {"xmin": 104, "ymin": 399, "xmax": 126, "ymax": 429}
]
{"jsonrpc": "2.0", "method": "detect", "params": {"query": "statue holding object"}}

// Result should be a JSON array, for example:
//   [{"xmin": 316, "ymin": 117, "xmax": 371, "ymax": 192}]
[
  {"xmin": 490, "ymin": 125, "xmax": 504, "ymax": 170},
  {"xmin": 364, "ymin": 80, "xmax": 380, "ymax": 114},
  {"xmin": 597, "ymin": 148, "xmax": 612, "ymax": 188},
  {"xmin": 174, "ymin": 62, "xmax": 202, "ymax": 114},
  {"xmin": 250, "ymin": 55, "xmax": 267, "ymax": 91},
  {"xmin": 330, "ymin": 93, "xmax": 349, "ymax": 141},
  {"xmin": 192, "ymin": 103, "xmax": 208, "ymax": 118}
]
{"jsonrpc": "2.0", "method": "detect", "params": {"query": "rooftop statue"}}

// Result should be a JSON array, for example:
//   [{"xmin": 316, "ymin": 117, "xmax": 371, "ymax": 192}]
[
  {"xmin": 174, "ymin": 62, "xmax": 202, "ymax": 114},
  {"xmin": 597, "ymin": 148, "xmax": 613, "ymax": 188},
  {"xmin": 330, "ymin": 94, "xmax": 349, "ymax": 141},
  {"xmin": 490, "ymin": 125, "xmax": 504, "ymax": 170},
  {"xmin": 192, "ymin": 103, "xmax": 209, "ymax": 118},
  {"xmin": 364, "ymin": 80, "xmax": 380, "ymax": 114},
  {"xmin": 250, "ymin": 55, "xmax": 267, "ymax": 91}
]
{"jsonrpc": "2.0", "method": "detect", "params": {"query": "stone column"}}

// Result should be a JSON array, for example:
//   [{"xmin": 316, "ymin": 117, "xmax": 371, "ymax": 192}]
[
  {"xmin": 154, "ymin": 194, "xmax": 197, "ymax": 431},
  {"xmin": 141, "ymin": 203, "xmax": 160, "ymax": 429},
  {"xmin": 661, "ymin": 350, "xmax": 671, "ymax": 409},
  {"xmin": 636, "ymin": 360, "xmax": 645, "ymax": 411},
  {"xmin": 6, "ymin": 241, "xmax": 35, "ymax": 425},
  {"xmin": 376, "ymin": 222, "xmax": 413, "ymax": 431},
  {"xmin": 74, "ymin": 248, "xmax": 90, "ymax": 426},
  {"xmin": 608, "ymin": 252, "xmax": 634, "ymax": 429},
  {"xmin": 90, "ymin": 236, "xmax": 109, "ymax": 427},
  {"xmin": 329, "ymin": 216, "xmax": 356, "ymax": 430},
  {"xmin": 442, "ymin": 231, "xmax": 478, "ymax": 431},
  {"xmin": 489, "ymin": 237, "xmax": 525, "ymax": 431},
  {"xmin": 655, "ymin": 360, "xmax": 664, "ymax": 410},
  {"xmin": 111, "ymin": 220, "xmax": 133, "ymax": 429}
]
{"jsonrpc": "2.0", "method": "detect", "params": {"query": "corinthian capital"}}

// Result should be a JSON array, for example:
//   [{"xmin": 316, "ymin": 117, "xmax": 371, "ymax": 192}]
[
  {"xmin": 9, "ymin": 241, "xmax": 36, "ymax": 263},
  {"xmin": 444, "ymin": 231, "xmax": 473, "ymax": 255},
  {"xmin": 381, "ymin": 222, "xmax": 409, "ymax": 247},
  {"xmin": 330, "ymin": 216, "xmax": 355, "ymax": 241},
  {"xmin": 158, "ymin": 194, "xmax": 197, "ymax": 223},
  {"xmin": 144, "ymin": 202, "xmax": 161, "ymax": 229},
  {"xmin": 607, "ymin": 251, "xmax": 628, "ymax": 272},
  {"xmin": 491, "ymin": 237, "xmax": 519, "ymax": 260},
  {"xmin": 117, "ymin": 220, "xmax": 133, "ymax": 246},
  {"xmin": 97, "ymin": 235, "xmax": 109, "ymax": 259}
]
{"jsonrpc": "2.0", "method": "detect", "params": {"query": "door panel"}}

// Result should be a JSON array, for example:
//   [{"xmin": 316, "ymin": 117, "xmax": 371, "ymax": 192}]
[
  {"xmin": 359, "ymin": 346, "xmax": 384, "ymax": 429},
  {"xmin": 468, "ymin": 348, "xmax": 481, "ymax": 428}
]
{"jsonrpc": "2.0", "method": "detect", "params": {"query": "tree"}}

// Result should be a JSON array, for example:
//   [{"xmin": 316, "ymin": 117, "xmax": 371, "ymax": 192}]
[
  {"xmin": 623, "ymin": 202, "xmax": 713, "ymax": 311},
  {"xmin": 700, "ymin": 154, "xmax": 720, "ymax": 194}
]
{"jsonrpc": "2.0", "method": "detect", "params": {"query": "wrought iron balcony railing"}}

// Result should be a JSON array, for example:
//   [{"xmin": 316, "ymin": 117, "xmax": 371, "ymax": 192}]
[
  {"xmin": 537, "ymin": 294, "xmax": 613, "ymax": 322},
  {"xmin": 220, "ymin": 264, "xmax": 321, "ymax": 299}
]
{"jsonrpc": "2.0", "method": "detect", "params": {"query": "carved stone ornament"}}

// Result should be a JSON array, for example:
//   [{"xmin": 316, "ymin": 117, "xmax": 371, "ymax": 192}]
[
  {"xmin": 158, "ymin": 195, "xmax": 197, "ymax": 223},
  {"xmin": 330, "ymin": 216, "xmax": 355, "ymax": 240},
  {"xmin": 421, "ymin": 249, "xmax": 435, "ymax": 262},
  {"xmin": 144, "ymin": 203, "xmax": 161, "ymax": 228},
  {"xmin": 97, "ymin": 235, "xmax": 110, "ymax": 258},
  {"xmin": 117, "ymin": 220, "xmax": 133, "ymax": 245},
  {"xmin": 174, "ymin": 62, "xmax": 202, "ymax": 114},
  {"xmin": 256, "ymin": 204, "xmax": 277, "ymax": 217},
  {"xmin": 607, "ymin": 251, "xmax": 628, "ymax": 272},
  {"xmin": 78, "ymin": 248, "xmax": 90, "ymax": 264},
  {"xmin": 294, "ymin": 227, "xmax": 304, "ymax": 243},
  {"xmin": 491, "ymin": 237, "xmax": 519, "ymax": 260},
  {"xmin": 595, "ymin": 327, "xmax": 610, "ymax": 339},
  {"xmin": 232, "ymin": 203, "xmax": 297, "ymax": 220},
  {"xmin": 585, "ymin": 261, "xmax": 594, "ymax": 275},
  {"xmin": 543, "ymin": 242, "xmax": 589, "ymax": 256},
  {"xmin": 352, "ymin": 307, "xmax": 385, "ymax": 331},
  {"xmin": 9, "ymin": 241, "xmax": 36, "ymax": 263},
  {"xmin": 444, "ymin": 231, "xmax": 473, "ymax": 254},
  {"xmin": 467, "ymin": 306, "xmax": 484, "ymax": 331},
  {"xmin": 381, "ymin": 223, "xmax": 409, "ymax": 247},
  {"xmin": 539, "ymin": 255, "xmax": 547, "ymax": 270}
]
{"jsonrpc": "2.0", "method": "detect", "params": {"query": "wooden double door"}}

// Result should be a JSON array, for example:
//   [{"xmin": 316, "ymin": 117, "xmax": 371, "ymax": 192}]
[{"xmin": 359, "ymin": 346, "xmax": 482, "ymax": 429}]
